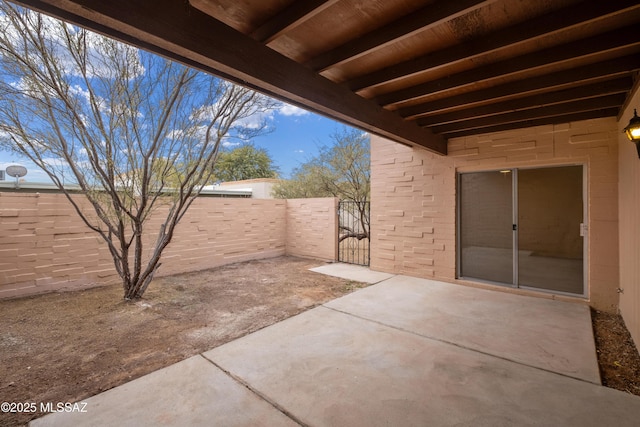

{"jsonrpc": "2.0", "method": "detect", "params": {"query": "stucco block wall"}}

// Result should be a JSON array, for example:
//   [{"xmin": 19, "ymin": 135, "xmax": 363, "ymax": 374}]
[
  {"xmin": 0, "ymin": 193, "xmax": 117, "ymax": 297},
  {"xmin": 0, "ymin": 194, "xmax": 337, "ymax": 299},
  {"xmin": 157, "ymin": 198, "xmax": 287, "ymax": 276},
  {"xmin": 619, "ymin": 86, "xmax": 640, "ymax": 348},
  {"xmin": 371, "ymin": 117, "xmax": 619, "ymax": 311},
  {"xmin": 371, "ymin": 139, "xmax": 455, "ymax": 279},
  {"xmin": 286, "ymin": 198, "xmax": 338, "ymax": 261}
]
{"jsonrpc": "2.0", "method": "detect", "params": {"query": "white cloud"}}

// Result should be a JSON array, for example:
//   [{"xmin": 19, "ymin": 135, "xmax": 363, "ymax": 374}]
[
  {"xmin": 0, "ymin": 10, "xmax": 144, "ymax": 81},
  {"xmin": 294, "ymin": 149, "xmax": 304, "ymax": 154},
  {"xmin": 234, "ymin": 109, "xmax": 274, "ymax": 130},
  {"xmin": 278, "ymin": 103, "xmax": 310, "ymax": 117},
  {"xmin": 42, "ymin": 157, "xmax": 69, "ymax": 168},
  {"xmin": 222, "ymin": 140, "xmax": 241, "ymax": 148},
  {"xmin": 0, "ymin": 161, "xmax": 25, "ymax": 170}
]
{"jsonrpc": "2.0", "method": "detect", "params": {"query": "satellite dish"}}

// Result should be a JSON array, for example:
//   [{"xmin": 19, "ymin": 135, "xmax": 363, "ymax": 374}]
[
  {"xmin": 5, "ymin": 164, "xmax": 27, "ymax": 188},
  {"xmin": 6, "ymin": 164, "xmax": 27, "ymax": 178}
]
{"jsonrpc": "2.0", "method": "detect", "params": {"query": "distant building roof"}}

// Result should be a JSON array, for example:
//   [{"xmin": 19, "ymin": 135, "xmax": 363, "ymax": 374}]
[
  {"xmin": 214, "ymin": 178, "xmax": 278, "ymax": 199},
  {"xmin": 217, "ymin": 178, "xmax": 279, "ymax": 185},
  {"xmin": 0, "ymin": 181, "xmax": 251, "ymax": 197}
]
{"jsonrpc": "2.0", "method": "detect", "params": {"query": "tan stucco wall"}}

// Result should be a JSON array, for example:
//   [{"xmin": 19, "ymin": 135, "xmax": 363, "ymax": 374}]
[
  {"xmin": 0, "ymin": 193, "xmax": 337, "ymax": 299},
  {"xmin": 619, "ymin": 85, "xmax": 640, "ymax": 348},
  {"xmin": 286, "ymin": 198, "xmax": 338, "ymax": 261},
  {"xmin": 158, "ymin": 198, "xmax": 287, "ymax": 274},
  {"xmin": 0, "ymin": 193, "xmax": 117, "ymax": 296},
  {"xmin": 371, "ymin": 117, "xmax": 619, "ymax": 311}
]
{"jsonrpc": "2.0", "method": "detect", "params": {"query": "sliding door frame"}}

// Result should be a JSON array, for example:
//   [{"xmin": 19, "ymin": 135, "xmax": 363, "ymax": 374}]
[{"xmin": 456, "ymin": 164, "xmax": 588, "ymax": 298}]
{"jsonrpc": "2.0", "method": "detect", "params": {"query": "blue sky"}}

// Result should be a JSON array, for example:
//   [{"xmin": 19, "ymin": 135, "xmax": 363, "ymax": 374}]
[
  {"xmin": 0, "ymin": 103, "xmax": 347, "ymax": 184},
  {"xmin": 244, "ymin": 106, "xmax": 348, "ymax": 179},
  {"xmin": 0, "ymin": 6, "xmax": 351, "ymax": 184}
]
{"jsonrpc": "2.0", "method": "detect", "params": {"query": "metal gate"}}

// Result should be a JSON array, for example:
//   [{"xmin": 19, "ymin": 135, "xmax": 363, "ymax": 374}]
[{"xmin": 338, "ymin": 200, "xmax": 370, "ymax": 266}]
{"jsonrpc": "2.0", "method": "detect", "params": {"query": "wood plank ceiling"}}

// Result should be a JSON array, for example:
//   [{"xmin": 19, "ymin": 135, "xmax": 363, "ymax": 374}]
[{"xmin": 12, "ymin": 0, "xmax": 640, "ymax": 155}]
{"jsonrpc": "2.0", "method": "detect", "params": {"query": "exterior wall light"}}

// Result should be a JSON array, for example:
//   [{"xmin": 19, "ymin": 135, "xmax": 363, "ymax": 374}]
[{"xmin": 623, "ymin": 109, "xmax": 640, "ymax": 158}]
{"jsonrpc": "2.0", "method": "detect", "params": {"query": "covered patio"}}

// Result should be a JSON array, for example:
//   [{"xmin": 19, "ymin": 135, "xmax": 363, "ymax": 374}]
[
  {"xmin": 9, "ymin": 0, "xmax": 640, "ymax": 424},
  {"xmin": 32, "ymin": 264, "xmax": 640, "ymax": 426},
  {"xmin": 13, "ymin": 0, "xmax": 640, "ymax": 347}
]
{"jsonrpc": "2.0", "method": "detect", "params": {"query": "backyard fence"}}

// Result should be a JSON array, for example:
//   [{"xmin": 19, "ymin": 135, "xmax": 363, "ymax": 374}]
[{"xmin": 0, "ymin": 191, "xmax": 338, "ymax": 299}]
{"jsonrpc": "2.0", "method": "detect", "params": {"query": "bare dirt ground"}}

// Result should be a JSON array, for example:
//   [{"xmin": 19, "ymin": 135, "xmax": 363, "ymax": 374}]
[
  {"xmin": 0, "ymin": 256, "xmax": 367, "ymax": 427},
  {"xmin": 1, "ymin": 257, "xmax": 639, "ymax": 426}
]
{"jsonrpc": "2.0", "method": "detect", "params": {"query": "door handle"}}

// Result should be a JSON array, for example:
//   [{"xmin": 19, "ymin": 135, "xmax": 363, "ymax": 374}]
[{"xmin": 580, "ymin": 223, "xmax": 587, "ymax": 236}]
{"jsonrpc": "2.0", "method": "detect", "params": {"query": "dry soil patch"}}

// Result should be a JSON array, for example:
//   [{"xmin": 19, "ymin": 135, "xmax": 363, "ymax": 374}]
[{"xmin": 0, "ymin": 256, "xmax": 366, "ymax": 426}]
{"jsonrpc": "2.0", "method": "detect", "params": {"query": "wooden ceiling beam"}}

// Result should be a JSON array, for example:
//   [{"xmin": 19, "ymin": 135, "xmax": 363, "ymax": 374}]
[
  {"xmin": 12, "ymin": 0, "xmax": 447, "ymax": 154},
  {"xmin": 397, "ymin": 55, "xmax": 640, "ymax": 119},
  {"xmin": 250, "ymin": 0, "xmax": 339, "ymax": 44},
  {"xmin": 431, "ymin": 94, "xmax": 626, "ymax": 134},
  {"xmin": 442, "ymin": 109, "xmax": 620, "ymax": 139},
  {"xmin": 417, "ymin": 78, "xmax": 632, "ymax": 127},
  {"xmin": 348, "ymin": 0, "xmax": 640, "ymax": 92},
  {"xmin": 305, "ymin": 0, "xmax": 491, "ymax": 72},
  {"xmin": 377, "ymin": 25, "xmax": 640, "ymax": 107}
]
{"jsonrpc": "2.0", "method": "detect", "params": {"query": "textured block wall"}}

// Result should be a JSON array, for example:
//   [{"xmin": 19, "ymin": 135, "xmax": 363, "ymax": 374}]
[
  {"xmin": 154, "ymin": 197, "xmax": 287, "ymax": 276},
  {"xmin": 286, "ymin": 198, "xmax": 338, "ymax": 261},
  {"xmin": 0, "ymin": 193, "xmax": 119, "ymax": 297},
  {"xmin": 370, "ymin": 140, "xmax": 455, "ymax": 279},
  {"xmin": 371, "ymin": 117, "xmax": 619, "ymax": 311},
  {"xmin": 0, "ymin": 194, "xmax": 335, "ymax": 299},
  {"xmin": 618, "ymin": 86, "xmax": 640, "ymax": 348}
]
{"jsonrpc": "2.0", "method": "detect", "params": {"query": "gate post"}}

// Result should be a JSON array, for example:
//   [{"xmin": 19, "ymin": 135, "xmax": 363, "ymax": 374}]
[{"xmin": 333, "ymin": 197, "xmax": 339, "ymax": 262}]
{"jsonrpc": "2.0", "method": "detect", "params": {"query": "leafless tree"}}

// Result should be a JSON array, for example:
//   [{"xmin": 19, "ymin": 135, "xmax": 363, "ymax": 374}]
[{"xmin": 0, "ymin": 2, "xmax": 277, "ymax": 299}]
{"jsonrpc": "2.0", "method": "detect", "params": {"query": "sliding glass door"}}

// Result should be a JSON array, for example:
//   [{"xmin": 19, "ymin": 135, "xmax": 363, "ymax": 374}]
[
  {"xmin": 459, "ymin": 171, "xmax": 514, "ymax": 284},
  {"xmin": 458, "ymin": 166, "xmax": 585, "ymax": 296},
  {"xmin": 517, "ymin": 167, "xmax": 584, "ymax": 294}
]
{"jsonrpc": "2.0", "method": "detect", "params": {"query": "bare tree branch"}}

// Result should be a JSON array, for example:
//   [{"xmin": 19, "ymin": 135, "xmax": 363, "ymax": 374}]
[
  {"xmin": 0, "ymin": 2, "xmax": 278, "ymax": 299},
  {"xmin": 273, "ymin": 127, "xmax": 370, "ymax": 241}
]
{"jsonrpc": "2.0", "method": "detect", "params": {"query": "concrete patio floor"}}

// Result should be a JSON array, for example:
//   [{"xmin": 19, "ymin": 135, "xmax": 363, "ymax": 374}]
[{"xmin": 32, "ymin": 264, "xmax": 640, "ymax": 426}]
